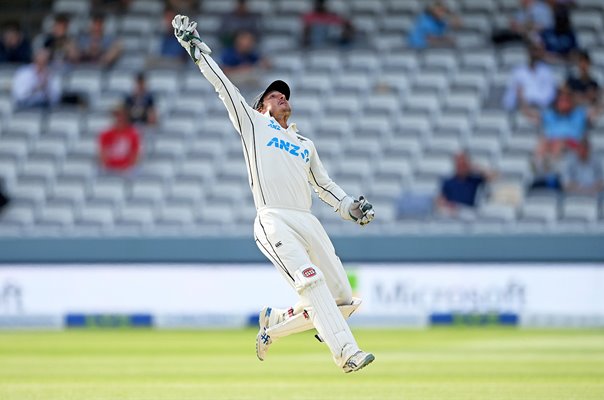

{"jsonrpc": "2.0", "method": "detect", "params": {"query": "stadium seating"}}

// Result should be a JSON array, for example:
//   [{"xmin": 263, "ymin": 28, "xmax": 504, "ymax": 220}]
[{"xmin": 0, "ymin": 0, "xmax": 603, "ymax": 236}]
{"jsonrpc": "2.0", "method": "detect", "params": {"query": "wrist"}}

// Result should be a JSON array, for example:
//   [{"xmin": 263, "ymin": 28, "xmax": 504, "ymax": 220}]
[{"xmin": 337, "ymin": 196, "xmax": 354, "ymax": 221}]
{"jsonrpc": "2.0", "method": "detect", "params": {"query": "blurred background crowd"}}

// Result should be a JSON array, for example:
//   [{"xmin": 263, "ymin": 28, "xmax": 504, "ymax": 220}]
[{"xmin": 0, "ymin": 0, "xmax": 603, "ymax": 235}]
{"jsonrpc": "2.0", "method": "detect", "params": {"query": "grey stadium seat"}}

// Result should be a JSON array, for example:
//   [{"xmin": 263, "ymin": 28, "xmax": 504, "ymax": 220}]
[
  {"xmin": 561, "ymin": 197, "xmax": 599, "ymax": 223},
  {"xmin": 37, "ymin": 204, "xmax": 75, "ymax": 227},
  {"xmin": 78, "ymin": 204, "xmax": 115, "ymax": 228}
]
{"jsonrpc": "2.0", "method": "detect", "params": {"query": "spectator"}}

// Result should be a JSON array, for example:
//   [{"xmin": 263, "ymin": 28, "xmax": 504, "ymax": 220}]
[
  {"xmin": 42, "ymin": 13, "xmax": 78, "ymax": 69},
  {"xmin": 99, "ymin": 104, "xmax": 141, "ymax": 175},
  {"xmin": 220, "ymin": 30, "xmax": 269, "ymax": 90},
  {"xmin": 502, "ymin": 44, "xmax": 556, "ymax": 111},
  {"xmin": 148, "ymin": 7, "xmax": 187, "ymax": 67},
  {"xmin": 491, "ymin": 0, "xmax": 553, "ymax": 45},
  {"xmin": 436, "ymin": 152, "xmax": 497, "ymax": 215},
  {"xmin": 77, "ymin": 12, "xmax": 122, "ymax": 68},
  {"xmin": 124, "ymin": 72, "xmax": 157, "ymax": 127},
  {"xmin": 407, "ymin": 1, "xmax": 460, "ymax": 50},
  {"xmin": 302, "ymin": 0, "xmax": 354, "ymax": 49},
  {"xmin": 561, "ymin": 141, "xmax": 604, "ymax": 196},
  {"xmin": 12, "ymin": 48, "xmax": 61, "ymax": 110},
  {"xmin": 219, "ymin": 0, "xmax": 262, "ymax": 48},
  {"xmin": 523, "ymin": 87, "xmax": 600, "ymax": 158},
  {"xmin": 539, "ymin": 5, "xmax": 578, "ymax": 62},
  {"xmin": 0, "ymin": 21, "xmax": 32, "ymax": 64},
  {"xmin": 566, "ymin": 50, "xmax": 600, "ymax": 106}
]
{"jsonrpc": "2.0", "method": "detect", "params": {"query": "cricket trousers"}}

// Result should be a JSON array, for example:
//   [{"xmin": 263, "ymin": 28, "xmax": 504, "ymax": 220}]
[
  {"xmin": 254, "ymin": 207, "xmax": 359, "ymax": 366},
  {"xmin": 254, "ymin": 207, "xmax": 353, "ymax": 308}
]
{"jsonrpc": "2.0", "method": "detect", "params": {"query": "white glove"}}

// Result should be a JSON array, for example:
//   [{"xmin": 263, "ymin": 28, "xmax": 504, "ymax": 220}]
[
  {"xmin": 171, "ymin": 14, "xmax": 212, "ymax": 63},
  {"xmin": 340, "ymin": 196, "xmax": 375, "ymax": 226}
]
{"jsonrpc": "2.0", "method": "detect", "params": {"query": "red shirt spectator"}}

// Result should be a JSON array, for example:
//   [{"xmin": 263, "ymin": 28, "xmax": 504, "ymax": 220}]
[
  {"xmin": 99, "ymin": 106, "xmax": 140, "ymax": 171},
  {"xmin": 302, "ymin": 0, "xmax": 354, "ymax": 48}
]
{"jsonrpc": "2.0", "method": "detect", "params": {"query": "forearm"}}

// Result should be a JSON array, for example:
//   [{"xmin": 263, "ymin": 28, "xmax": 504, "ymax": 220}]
[
  {"xmin": 195, "ymin": 51, "xmax": 252, "ymax": 133},
  {"xmin": 309, "ymin": 169, "xmax": 349, "ymax": 210}
]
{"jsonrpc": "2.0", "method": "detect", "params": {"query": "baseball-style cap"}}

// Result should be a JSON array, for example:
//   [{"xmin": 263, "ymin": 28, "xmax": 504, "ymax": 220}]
[{"xmin": 252, "ymin": 80, "xmax": 290, "ymax": 110}]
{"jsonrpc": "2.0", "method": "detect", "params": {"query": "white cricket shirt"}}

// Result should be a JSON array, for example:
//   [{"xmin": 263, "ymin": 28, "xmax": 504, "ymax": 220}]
[{"xmin": 195, "ymin": 53, "xmax": 349, "ymax": 213}]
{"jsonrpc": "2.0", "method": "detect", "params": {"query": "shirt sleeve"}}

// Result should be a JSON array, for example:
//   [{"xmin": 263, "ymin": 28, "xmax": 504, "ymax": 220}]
[
  {"xmin": 11, "ymin": 68, "xmax": 30, "ymax": 103},
  {"xmin": 502, "ymin": 68, "xmax": 520, "ymax": 110},
  {"xmin": 195, "ymin": 52, "xmax": 256, "ymax": 139},
  {"xmin": 306, "ymin": 140, "xmax": 349, "ymax": 211}
]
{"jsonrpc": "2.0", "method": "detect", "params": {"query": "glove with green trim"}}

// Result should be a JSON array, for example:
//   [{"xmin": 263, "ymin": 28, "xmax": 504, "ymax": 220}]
[
  {"xmin": 339, "ymin": 196, "xmax": 375, "ymax": 226},
  {"xmin": 171, "ymin": 14, "xmax": 211, "ymax": 63}
]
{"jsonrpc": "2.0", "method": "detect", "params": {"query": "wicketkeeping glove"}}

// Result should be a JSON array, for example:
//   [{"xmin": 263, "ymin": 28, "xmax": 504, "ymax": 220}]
[
  {"xmin": 172, "ymin": 14, "xmax": 212, "ymax": 63},
  {"xmin": 342, "ymin": 196, "xmax": 375, "ymax": 226}
]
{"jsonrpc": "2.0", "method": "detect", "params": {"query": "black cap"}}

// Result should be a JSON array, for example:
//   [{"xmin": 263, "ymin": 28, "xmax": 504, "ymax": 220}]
[{"xmin": 252, "ymin": 80, "xmax": 290, "ymax": 111}]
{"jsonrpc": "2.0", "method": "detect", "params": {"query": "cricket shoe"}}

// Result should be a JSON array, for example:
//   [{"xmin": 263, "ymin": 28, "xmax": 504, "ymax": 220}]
[
  {"xmin": 342, "ymin": 350, "xmax": 375, "ymax": 373},
  {"xmin": 256, "ymin": 306, "xmax": 283, "ymax": 361}
]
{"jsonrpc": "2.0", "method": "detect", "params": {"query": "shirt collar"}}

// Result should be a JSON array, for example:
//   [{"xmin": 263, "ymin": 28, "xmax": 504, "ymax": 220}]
[{"xmin": 263, "ymin": 110, "xmax": 297, "ymax": 132}]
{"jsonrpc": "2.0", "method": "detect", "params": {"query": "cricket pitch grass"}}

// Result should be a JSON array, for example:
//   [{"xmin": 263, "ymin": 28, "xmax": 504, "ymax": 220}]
[{"xmin": 1, "ymin": 328, "xmax": 603, "ymax": 400}]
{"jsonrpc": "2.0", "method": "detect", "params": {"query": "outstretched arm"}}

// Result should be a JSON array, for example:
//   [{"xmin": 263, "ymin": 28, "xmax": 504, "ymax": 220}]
[{"xmin": 173, "ymin": 15, "xmax": 255, "ymax": 136}]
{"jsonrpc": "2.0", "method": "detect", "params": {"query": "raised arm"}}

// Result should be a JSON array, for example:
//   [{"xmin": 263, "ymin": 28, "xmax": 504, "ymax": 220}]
[{"xmin": 172, "ymin": 15, "xmax": 255, "ymax": 137}]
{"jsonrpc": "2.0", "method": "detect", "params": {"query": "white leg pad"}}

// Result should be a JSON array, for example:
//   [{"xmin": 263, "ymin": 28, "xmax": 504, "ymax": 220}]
[
  {"xmin": 293, "ymin": 265, "xmax": 358, "ymax": 367},
  {"xmin": 266, "ymin": 298, "xmax": 362, "ymax": 340}
]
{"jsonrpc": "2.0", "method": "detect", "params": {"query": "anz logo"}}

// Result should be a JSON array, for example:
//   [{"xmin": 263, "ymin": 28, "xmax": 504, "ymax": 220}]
[
  {"xmin": 268, "ymin": 120, "xmax": 281, "ymax": 131},
  {"xmin": 266, "ymin": 137, "xmax": 310, "ymax": 163}
]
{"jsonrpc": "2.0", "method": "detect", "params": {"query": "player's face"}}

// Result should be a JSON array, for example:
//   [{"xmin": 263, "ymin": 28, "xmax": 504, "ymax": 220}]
[{"xmin": 262, "ymin": 91, "xmax": 291, "ymax": 115}]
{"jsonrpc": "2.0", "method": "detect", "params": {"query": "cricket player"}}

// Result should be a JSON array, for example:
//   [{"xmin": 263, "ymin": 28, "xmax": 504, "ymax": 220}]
[{"xmin": 172, "ymin": 15, "xmax": 375, "ymax": 373}]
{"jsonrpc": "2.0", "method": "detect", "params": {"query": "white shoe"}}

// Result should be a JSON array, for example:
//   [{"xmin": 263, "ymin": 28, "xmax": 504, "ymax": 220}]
[
  {"xmin": 256, "ymin": 307, "xmax": 273, "ymax": 361},
  {"xmin": 342, "ymin": 350, "xmax": 375, "ymax": 373}
]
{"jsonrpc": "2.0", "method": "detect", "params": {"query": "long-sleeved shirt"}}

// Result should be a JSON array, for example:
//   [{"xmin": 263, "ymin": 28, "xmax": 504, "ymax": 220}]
[
  {"xmin": 502, "ymin": 62, "xmax": 556, "ymax": 111},
  {"xmin": 194, "ymin": 52, "xmax": 348, "ymax": 213},
  {"xmin": 12, "ymin": 64, "xmax": 61, "ymax": 108}
]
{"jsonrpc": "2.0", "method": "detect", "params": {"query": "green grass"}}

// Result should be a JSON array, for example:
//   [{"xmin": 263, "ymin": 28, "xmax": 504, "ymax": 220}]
[{"xmin": 1, "ymin": 328, "xmax": 603, "ymax": 400}]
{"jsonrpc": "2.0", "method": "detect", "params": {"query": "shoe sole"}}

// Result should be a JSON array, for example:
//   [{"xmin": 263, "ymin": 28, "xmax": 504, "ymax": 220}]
[
  {"xmin": 256, "ymin": 307, "xmax": 269, "ymax": 361},
  {"xmin": 344, "ymin": 353, "xmax": 375, "ymax": 373}
]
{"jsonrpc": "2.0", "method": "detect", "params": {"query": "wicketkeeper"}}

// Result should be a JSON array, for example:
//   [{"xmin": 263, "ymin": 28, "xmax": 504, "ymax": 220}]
[{"xmin": 173, "ymin": 15, "xmax": 375, "ymax": 373}]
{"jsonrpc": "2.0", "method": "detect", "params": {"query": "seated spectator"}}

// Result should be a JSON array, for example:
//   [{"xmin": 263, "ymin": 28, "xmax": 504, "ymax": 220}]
[
  {"xmin": 148, "ymin": 7, "xmax": 187, "ymax": 67},
  {"xmin": 492, "ymin": 0, "xmax": 553, "ymax": 45},
  {"xmin": 221, "ymin": 30, "xmax": 269, "ymax": 88},
  {"xmin": 42, "ymin": 13, "xmax": 78, "ymax": 70},
  {"xmin": 77, "ymin": 12, "xmax": 122, "ymax": 68},
  {"xmin": 124, "ymin": 72, "xmax": 157, "ymax": 127},
  {"xmin": 566, "ymin": 50, "xmax": 600, "ymax": 106},
  {"xmin": 302, "ymin": 0, "xmax": 354, "ymax": 49},
  {"xmin": 99, "ymin": 104, "xmax": 141, "ymax": 175},
  {"xmin": 219, "ymin": 0, "xmax": 262, "ymax": 48},
  {"xmin": 436, "ymin": 152, "xmax": 497, "ymax": 215},
  {"xmin": 12, "ymin": 48, "xmax": 61, "ymax": 110},
  {"xmin": 561, "ymin": 141, "xmax": 604, "ymax": 196},
  {"xmin": 407, "ymin": 1, "xmax": 460, "ymax": 50},
  {"xmin": 0, "ymin": 21, "xmax": 32, "ymax": 64},
  {"xmin": 502, "ymin": 44, "xmax": 556, "ymax": 111},
  {"xmin": 523, "ymin": 87, "xmax": 600, "ymax": 157},
  {"xmin": 539, "ymin": 5, "xmax": 578, "ymax": 62}
]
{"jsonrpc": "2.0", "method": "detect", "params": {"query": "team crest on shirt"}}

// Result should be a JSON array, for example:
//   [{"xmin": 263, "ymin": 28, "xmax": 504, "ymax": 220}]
[{"xmin": 268, "ymin": 120, "xmax": 281, "ymax": 131}]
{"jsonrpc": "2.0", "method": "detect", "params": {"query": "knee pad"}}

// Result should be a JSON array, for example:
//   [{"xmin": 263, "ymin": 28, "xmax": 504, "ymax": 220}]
[{"xmin": 293, "ymin": 265, "xmax": 324, "ymax": 294}]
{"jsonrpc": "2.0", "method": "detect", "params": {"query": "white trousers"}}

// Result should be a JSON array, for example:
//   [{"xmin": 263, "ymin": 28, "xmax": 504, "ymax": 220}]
[{"xmin": 254, "ymin": 207, "xmax": 353, "ymax": 309}]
